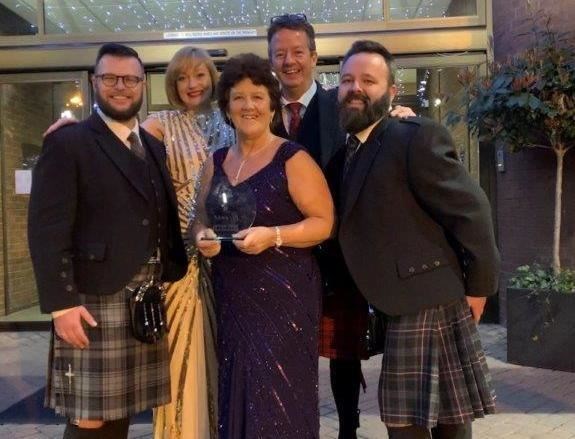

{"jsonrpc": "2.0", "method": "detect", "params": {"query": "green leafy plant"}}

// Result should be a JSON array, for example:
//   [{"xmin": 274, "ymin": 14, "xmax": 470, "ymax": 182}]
[
  {"xmin": 509, "ymin": 264, "xmax": 574, "ymax": 342},
  {"xmin": 448, "ymin": 11, "xmax": 575, "ymax": 275},
  {"xmin": 510, "ymin": 264, "xmax": 575, "ymax": 294}
]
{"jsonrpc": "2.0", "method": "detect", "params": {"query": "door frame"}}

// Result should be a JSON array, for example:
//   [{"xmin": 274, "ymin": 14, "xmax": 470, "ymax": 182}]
[{"xmin": 0, "ymin": 71, "xmax": 90, "ymax": 320}]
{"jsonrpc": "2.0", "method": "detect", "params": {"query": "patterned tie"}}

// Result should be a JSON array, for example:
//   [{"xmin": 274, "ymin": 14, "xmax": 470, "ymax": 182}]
[
  {"xmin": 127, "ymin": 132, "xmax": 146, "ymax": 160},
  {"xmin": 287, "ymin": 102, "xmax": 303, "ymax": 139},
  {"xmin": 343, "ymin": 135, "xmax": 361, "ymax": 177}
]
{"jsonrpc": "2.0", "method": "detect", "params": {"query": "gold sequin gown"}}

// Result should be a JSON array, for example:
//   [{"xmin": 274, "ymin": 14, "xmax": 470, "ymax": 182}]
[{"xmin": 151, "ymin": 108, "xmax": 234, "ymax": 439}]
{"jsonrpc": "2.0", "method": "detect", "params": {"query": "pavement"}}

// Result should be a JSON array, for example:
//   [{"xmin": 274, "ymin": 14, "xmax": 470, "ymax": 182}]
[{"xmin": 1, "ymin": 324, "xmax": 574, "ymax": 438}]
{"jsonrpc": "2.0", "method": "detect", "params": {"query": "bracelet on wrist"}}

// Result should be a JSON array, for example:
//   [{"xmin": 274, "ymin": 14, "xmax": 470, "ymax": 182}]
[{"xmin": 274, "ymin": 226, "xmax": 282, "ymax": 247}]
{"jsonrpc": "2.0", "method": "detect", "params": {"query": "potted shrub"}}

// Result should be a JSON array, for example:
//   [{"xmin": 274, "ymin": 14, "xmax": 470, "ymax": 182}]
[
  {"xmin": 448, "ymin": 12, "xmax": 575, "ymax": 371},
  {"xmin": 506, "ymin": 265, "xmax": 575, "ymax": 371}
]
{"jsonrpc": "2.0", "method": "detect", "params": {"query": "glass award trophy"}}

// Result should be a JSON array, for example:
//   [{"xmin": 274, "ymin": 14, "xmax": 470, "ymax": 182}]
[{"xmin": 204, "ymin": 180, "xmax": 257, "ymax": 241}]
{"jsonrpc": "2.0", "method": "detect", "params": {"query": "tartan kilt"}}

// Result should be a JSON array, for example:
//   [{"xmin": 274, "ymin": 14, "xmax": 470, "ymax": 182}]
[
  {"xmin": 319, "ymin": 289, "xmax": 369, "ymax": 360},
  {"xmin": 45, "ymin": 263, "xmax": 170, "ymax": 421},
  {"xmin": 378, "ymin": 298, "xmax": 496, "ymax": 428}
]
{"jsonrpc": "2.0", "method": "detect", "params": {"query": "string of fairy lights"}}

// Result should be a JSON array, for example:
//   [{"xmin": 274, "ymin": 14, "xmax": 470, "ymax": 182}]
[{"xmin": 3, "ymin": 0, "xmax": 473, "ymax": 34}]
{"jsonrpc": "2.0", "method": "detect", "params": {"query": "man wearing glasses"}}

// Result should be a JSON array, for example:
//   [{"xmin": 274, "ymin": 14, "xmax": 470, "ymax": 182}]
[
  {"xmin": 28, "ymin": 43, "xmax": 187, "ymax": 439},
  {"xmin": 267, "ymin": 14, "xmax": 416, "ymax": 439}
]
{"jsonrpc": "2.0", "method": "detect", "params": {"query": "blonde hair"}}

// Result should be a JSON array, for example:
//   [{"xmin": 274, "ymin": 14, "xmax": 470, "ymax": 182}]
[{"xmin": 165, "ymin": 46, "xmax": 218, "ymax": 109}]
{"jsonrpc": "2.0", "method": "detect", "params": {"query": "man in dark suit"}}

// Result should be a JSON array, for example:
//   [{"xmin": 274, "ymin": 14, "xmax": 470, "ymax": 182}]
[
  {"xmin": 333, "ymin": 40, "xmax": 500, "ymax": 439},
  {"xmin": 28, "ymin": 43, "xmax": 187, "ymax": 439},
  {"xmin": 267, "ymin": 13, "xmax": 344, "ymax": 168},
  {"xmin": 266, "ymin": 15, "xmax": 365, "ymax": 438}
]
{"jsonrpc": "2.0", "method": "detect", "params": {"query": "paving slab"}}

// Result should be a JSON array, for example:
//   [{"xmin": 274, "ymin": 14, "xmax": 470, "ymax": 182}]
[{"xmin": 0, "ymin": 324, "xmax": 574, "ymax": 438}]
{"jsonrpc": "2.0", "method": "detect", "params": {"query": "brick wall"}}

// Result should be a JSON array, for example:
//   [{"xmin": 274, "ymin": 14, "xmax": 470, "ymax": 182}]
[
  {"xmin": 493, "ymin": 0, "xmax": 575, "ymax": 61},
  {"xmin": 0, "ymin": 83, "xmax": 52, "ymax": 315},
  {"xmin": 492, "ymin": 0, "xmax": 575, "ymax": 321}
]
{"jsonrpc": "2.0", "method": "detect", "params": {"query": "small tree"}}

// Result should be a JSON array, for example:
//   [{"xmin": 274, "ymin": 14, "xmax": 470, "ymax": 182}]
[{"xmin": 449, "ymin": 13, "xmax": 575, "ymax": 274}]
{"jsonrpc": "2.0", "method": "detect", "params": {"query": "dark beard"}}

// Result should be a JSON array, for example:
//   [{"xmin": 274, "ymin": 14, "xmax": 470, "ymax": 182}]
[
  {"xmin": 95, "ymin": 89, "xmax": 142, "ymax": 122},
  {"xmin": 338, "ymin": 91, "xmax": 391, "ymax": 134}
]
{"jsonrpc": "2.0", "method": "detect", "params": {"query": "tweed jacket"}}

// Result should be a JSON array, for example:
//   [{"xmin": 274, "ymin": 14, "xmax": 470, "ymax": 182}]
[{"xmin": 28, "ymin": 113, "xmax": 187, "ymax": 313}]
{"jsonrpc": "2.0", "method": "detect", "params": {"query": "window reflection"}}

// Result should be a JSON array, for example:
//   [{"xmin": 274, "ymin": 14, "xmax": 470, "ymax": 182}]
[
  {"xmin": 2, "ymin": 0, "xmax": 480, "ymax": 36},
  {"xmin": 42, "ymin": 0, "xmax": 385, "ymax": 34},
  {"xmin": 0, "ymin": 0, "xmax": 38, "ymax": 36},
  {"xmin": 0, "ymin": 79, "xmax": 82, "ymax": 324},
  {"xmin": 389, "ymin": 0, "xmax": 477, "ymax": 19}
]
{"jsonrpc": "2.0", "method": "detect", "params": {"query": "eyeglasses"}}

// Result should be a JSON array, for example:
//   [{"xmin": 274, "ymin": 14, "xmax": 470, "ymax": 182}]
[
  {"xmin": 270, "ymin": 13, "xmax": 308, "ymax": 25},
  {"xmin": 94, "ymin": 74, "xmax": 144, "ymax": 88}
]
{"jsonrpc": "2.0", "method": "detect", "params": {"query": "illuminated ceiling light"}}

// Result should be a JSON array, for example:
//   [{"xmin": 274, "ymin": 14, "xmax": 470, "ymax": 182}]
[{"xmin": 69, "ymin": 94, "xmax": 83, "ymax": 107}]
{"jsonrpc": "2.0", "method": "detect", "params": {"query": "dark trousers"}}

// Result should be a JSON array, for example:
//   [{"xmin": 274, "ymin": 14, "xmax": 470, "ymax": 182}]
[
  {"xmin": 330, "ymin": 358, "xmax": 363, "ymax": 439},
  {"xmin": 63, "ymin": 418, "xmax": 130, "ymax": 439},
  {"xmin": 387, "ymin": 422, "xmax": 472, "ymax": 439}
]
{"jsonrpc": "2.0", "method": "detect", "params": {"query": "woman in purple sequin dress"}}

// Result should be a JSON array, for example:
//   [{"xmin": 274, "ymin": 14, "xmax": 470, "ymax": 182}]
[{"xmin": 193, "ymin": 54, "xmax": 334, "ymax": 439}]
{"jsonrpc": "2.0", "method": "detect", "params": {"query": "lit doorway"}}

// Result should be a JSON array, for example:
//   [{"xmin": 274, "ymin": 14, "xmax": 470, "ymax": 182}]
[{"xmin": 0, "ymin": 71, "xmax": 90, "ymax": 328}]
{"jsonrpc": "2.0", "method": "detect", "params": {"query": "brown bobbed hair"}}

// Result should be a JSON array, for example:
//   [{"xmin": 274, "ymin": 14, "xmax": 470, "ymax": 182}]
[
  {"xmin": 164, "ymin": 46, "xmax": 218, "ymax": 109},
  {"xmin": 217, "ymin": 53, "xmax": 281, "ymax": 127}
]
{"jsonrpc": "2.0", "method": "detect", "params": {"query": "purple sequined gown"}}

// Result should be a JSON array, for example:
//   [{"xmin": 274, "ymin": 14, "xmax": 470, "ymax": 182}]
[{"xmin": 209, "ymin": 142, "xmax": 321, "ymax": 439}]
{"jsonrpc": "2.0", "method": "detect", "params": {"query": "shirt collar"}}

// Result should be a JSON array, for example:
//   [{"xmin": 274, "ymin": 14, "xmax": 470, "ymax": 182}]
[
  {"xmin": 281, "ymin": 81, "xmax": 317, "ymax": 109},
  {"xmin": 96, "ymin": 107, "xmax": 140, "ymax": 146},
  {"xmin": 351, "ymin": 117, "xmax": 384, "ymax": 144}
]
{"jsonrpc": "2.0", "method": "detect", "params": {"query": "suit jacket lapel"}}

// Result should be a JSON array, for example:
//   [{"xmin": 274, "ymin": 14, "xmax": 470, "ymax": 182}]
[
  {"xmin": 271, "ymin": 111, "xmax": 288, "ymax": 138},
  {"xmin": 341, "ymin": 119, "xmax": 391, "ymax": 221},
  {"xmin": 316, "ymin": 85, "xmax": 345, "ymax": 169},
  {"xmin": 140, "ymin": 129, "xmax": 179, "ymax": 208},
  {"xmin": 87, "ymin": 114, "xmax": 149, "ymax": 201}
]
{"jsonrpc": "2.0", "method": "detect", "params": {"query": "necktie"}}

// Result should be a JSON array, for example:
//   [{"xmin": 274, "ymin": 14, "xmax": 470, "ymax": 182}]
[
  {"xmin": 343, "ymin": 135, "xmax": 361, "ymax": 177},
  {"xmin": 287, "ymin": 102, "xmax": 303, "ymax": 139},
  {"xmin": 127, "ymin": 132, "xmax": 146, "ymax": 160}
]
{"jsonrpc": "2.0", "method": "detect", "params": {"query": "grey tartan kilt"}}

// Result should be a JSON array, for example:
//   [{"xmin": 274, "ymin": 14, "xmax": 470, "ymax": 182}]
[
  {"xmin": 378, "ymin": 298, "xmax": 496, "ymax": 428},
  {"xmin": 45, "ymin": 264, "xmax": 170, "ymax": 421}
]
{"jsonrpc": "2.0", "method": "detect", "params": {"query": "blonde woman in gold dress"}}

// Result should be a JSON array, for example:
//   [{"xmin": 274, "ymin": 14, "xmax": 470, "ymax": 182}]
[{"xmin": 143, "ymin": 47, "xmax": 234, "ymax": 439}]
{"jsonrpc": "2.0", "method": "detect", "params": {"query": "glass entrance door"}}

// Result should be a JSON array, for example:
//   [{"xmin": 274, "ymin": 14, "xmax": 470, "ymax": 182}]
[{"xmin": 0, "ymin": 71, "xmax": 90, "ymax": 327}]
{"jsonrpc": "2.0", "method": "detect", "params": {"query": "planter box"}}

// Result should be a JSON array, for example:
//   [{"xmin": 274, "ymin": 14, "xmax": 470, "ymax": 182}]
[{"xmin": 507, "ymin": 287, "xmax": 575, "ymax": 372}]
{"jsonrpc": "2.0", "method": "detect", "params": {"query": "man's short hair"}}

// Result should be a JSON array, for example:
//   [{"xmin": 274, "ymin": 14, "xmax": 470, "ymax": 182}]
[
  {"xmin": 95, "ymin": 43, "xmax": 144, "ymax": 73},
  {"xmin": 267, "ymin": 13, "xmax": 316, "ymax": 53},
  {"xmin": 341, "ymin": 40, "xmax": 397, "ymax": 84}
]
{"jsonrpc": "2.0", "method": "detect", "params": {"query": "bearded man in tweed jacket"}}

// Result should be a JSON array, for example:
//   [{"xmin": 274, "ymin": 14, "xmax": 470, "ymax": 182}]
[
  {"xmin": 331, "ymin": 40, "xmax": 500, "ymax": 439},
  {"xmin": 28, "ymin": 43, "xmax": 187, "ymax": 438}
]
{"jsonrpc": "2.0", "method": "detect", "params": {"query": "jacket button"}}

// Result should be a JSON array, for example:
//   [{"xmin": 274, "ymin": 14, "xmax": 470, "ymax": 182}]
[
  {"xmin": 142, "ymin": 219, "xmax": 150, "ymax": 226},
  {"xmin": 65, "ymin": 285, "xmax": 73, "ymax": 292},
  {"xmin": 434, "ymin": 260, "xmax": 441, "ymax": 266},
  {"xmin": 422, "ymin": 264, "xmax": 429, "ymax": 270},
  {"xmin": 60, "ymin": 271, "xmax": 67, "ymax": 278},
  {"xmin": 89, "ymin": 254, "xmax": 95, "ymax": 260},
  {"xmin": 408, "ymin": 267, "xmax": 415, "ymax": 273},
  {"xmin": 62, "ymin": 257, "xmax": 69, "ymax": 264}
]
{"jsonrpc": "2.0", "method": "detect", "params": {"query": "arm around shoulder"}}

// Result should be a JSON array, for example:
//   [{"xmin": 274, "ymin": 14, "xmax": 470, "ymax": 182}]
[{"xmin": 141, "ymin": 116, "xmax": 165, "ymax": 142}]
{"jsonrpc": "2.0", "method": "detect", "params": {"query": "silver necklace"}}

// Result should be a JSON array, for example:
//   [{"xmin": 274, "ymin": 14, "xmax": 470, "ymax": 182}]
[{"xmin": 232, "ymin": 141, "xmax": 272, "ymax": 184}]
